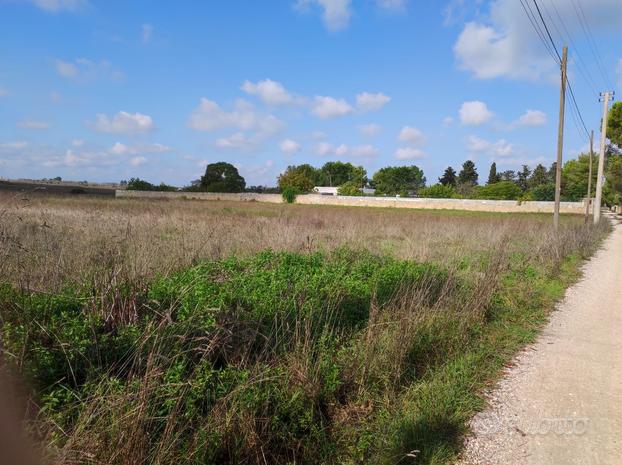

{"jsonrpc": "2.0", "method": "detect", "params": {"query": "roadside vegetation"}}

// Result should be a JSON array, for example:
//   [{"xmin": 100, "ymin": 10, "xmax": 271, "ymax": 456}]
[{"xmin": 0, "ymin": 193, "xmax": 611, "ymax": 465}]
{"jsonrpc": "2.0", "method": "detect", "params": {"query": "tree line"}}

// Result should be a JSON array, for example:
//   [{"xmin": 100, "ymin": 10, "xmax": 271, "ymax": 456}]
[{"xmin": 126, "ymin": 102, "xmax": 622, "ymax": 204}]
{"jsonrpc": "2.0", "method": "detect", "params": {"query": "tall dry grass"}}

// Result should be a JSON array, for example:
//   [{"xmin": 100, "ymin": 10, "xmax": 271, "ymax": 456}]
[{"xmin": 0, "ymin": 192, "xmax": 597, "ymax": 292}]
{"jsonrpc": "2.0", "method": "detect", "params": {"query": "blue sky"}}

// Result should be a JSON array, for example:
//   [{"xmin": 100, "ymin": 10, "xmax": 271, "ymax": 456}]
[{"xmin": 0, "ymin": 0, "xmax": 620, "ymax": 186}]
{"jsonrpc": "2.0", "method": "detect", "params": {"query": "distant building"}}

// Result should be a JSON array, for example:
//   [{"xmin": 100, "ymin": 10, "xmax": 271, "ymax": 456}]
[
  {"xmin": 314, "ymin": 186, "xmax": 339, "ymax": 196},
  {"xmin": 314, "ymin": 186, "xmax": 376, "ymax": 196}
]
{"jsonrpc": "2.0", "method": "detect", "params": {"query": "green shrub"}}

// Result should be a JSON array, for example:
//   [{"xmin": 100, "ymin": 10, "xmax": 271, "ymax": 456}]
[
  {"xmin": 337, "ymin": 181, "xmax": 362, "ymax": 196},
  {"xmin": 473, "ymin": 181, "xmax": 521, "ymax": 200},
  {"xmin": 530, "ymin": 182, "xmax": 556, "ymax": 201},
  {"xmin": 282, "ymin": 186, "xmax": 300, "ymax": 203},
  {"xmin": 418, "ymin": 184, "xmax": 456, "ymax": 199}
]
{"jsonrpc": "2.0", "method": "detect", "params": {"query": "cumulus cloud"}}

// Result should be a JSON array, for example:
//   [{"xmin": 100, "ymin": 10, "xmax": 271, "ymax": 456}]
[
  {"xmin": 356, "ymin": 92, "xmax": 391, "ymax": 112},
  {"xmin": 55, "ymin": 58, "xmax": 124, "ymax": 82},
  {"xmin": 311, "ymin": 96, "xmax": 353, "ymax": 119},
  {"xmin": 17, "ymin": 120, "xmax": 50, "ymax": 129},
  {"xmin": 314, "ymin": 142, "xmax": 378, "ymax": 158},
  {"xmin": 395, "ymin": 147, "xmax": 426, "ymax": 160},
  {"xmin": 93, "ymin": 111, "xmax": 154, "ymax": 134},
  {"xmin": 359, "ymin": 123, "xmax": 381, "ymax": 137},
  {"xmin": 459, "ymin": 101, "xmax": 493, "ymax": 126},
  {"xmin": 108, "ymin": 142, "xmax": 171, "ymax": 155},
  {"xmin": 295, "ymin": 0, "xmax": 352, "ymax": 31},
  {"xmin": 130, "ymin": 156, "xmax": 147, "ymax": 167},
  {"xmin": 397, "ymin": 126, "xmax": 426, "ymax": 145},
  {"xmin": 515, "ymin": 109, "xmax": 547, "ymax": 127},
  {"xmin": 241, "ymin": 79, "xmax": 301, "ymax": 106},
  {"xmin": 188, "ymin": 98, "xmax": 283, "ymax": 136},
  {"xmin": 453, "ymin": 0, "xmax": 622, "ymax": 80},
  {"xmin": 279, "ymin": 138, "xmax": 301, "ymax": 155},
  {"xmin": 467, "ymin": 135, "xmax": 514, "ymax": 157}
]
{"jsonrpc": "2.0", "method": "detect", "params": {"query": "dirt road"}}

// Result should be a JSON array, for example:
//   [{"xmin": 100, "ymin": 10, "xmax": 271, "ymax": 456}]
[{"xmin": 459, "ymin": 217, "xmax": 622, "ymax": 465}]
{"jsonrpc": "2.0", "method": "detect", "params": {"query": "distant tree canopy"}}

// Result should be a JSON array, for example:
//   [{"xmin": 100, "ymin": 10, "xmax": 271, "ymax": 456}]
[
  {"xmin": 487, "ymin": 162, "xmax": 500, "ymax": 184},
  {"xmin": 457, "ymin": 160, "xmax": 478, "ymax": 186},
  {"xmin": 372, "ymin": 165, "xmax": 426, "ymax": 196},
  {"xmin": 418, "ymin": 183, "xmax": 456, "ymax": 198},
  {"xmin": 320, "ymin": 161, "xmax": 367, "ymax": 187},
  {"xmin": 126, "ymin": 177, "xmax": 177, "ymax": 192},
  {"xmin": 277, "ymin": 164, "xmax": 320, "ymax": 193},
  {"xmin": 473, "ymin": 181, "xmax": 521, "ymax": 200},
  {"xmin": 439, "ymin": 166, "xmax": 457, "ymax": 187},
  {"xmin": 608, "ymin": 102, "xmax": 622, "ymax": 149},
  {"xmin": 200, "ymin": 162, "xmax": 246, "ymax": 193}
]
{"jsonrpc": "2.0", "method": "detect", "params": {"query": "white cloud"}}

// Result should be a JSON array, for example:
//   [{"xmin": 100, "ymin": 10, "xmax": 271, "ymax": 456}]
[
  {"xmin": 453, "ymin": 0, "xmax": 622, "ymax": 80},
  {"xmin": 93, "ymin": 111, "xmax": 154, "ymax": 134},
  {"xmin": 241, "ymin": 79, "xmax": 301, "ymax": 106},
  {"xmin": 141, "ymin": 24, "xmax": 153, "ymax": 44},
  {"xmin": 359, "ymin": 123, "xmax": 381, "ymax": 137},
  {"xmin": 188, "ymin": 98, "xmax": 283, "ymax": 136},
  {"xmin": 17, "ymin": 120, "xmax": 50, "ymax": 129},
  {"xmin": 350, "ymin": 144, "xmax": 379, "ymax": 158},
  {"xmin": 443, "ymin": 116, "xmax": 454, "ymax": 126},
  {"xmin": 335, "ymin": 144, "xmax": 349, "ymax": 156},
  {"xmin": 0, "ymin": 87, "xmax": 8, "ymax": 97},
  {"xmin": 279, "ymin": 138, "xmax": 301, "ymax": 155},
  {"xmin": 395, "ymin": 147, "xmax": 426, "ymax": 160},
  {"xmin": 356, "ymin": 92, "xmax": 391, "ymax": 112},
  {"xmin": 467, "ymin": 135, "xmax": 514, "ymax": 157},
  {"xmin": 314, "ymin": 142, "xmax": 378, "ymax": 158},
  {"xmin": 0, "ymin": 141, "xmax": 28, "ymax": 150},
  {"xmin": 55, "ymin": 60, "xmax": 78, "ymax": 78},
  {"xmin": 55, "ymin": 58, "xmax": 124, "ymax": 82},
  {"xmin": 516, "ymin": 109, "xmax": 547, "ymax": 127},
  {"xmin": 72, "ymin": 139, "xmax": 84, "ymax": 147},
  {"xmin": 295, "ymin": 0, "xmax": 352, "ymax": 31},
  {"xmin": 311, "ymin": 96, "xmax": 353, "ymax": 119},
  {"xmin": 29, "ymin": 0, "xmax": 87, "ymax": 12},
  {"xmin": 397, "ymin": 126, "xmax": 426, "ymax": 145},
  {"xmin": 459, "ymin": 100, "xmax": 493, "ymax": 126},
  {"xmin": 617, "ymin": 59, "xmax": 622, "ymax": 88},
  {"xmin": 108, "ymin": 142, "xmax": 171, "ymax": 155},
  {"xmin": 315, "ymin": 142, "xmax": 334, "ymax": 156},
  {"xmin": 130, "ymin": 156, "xmax": 147, "ymax": 167},
  {"xmin": 376, "ymin": 0, "xmax": 406, "ymax": 10}
]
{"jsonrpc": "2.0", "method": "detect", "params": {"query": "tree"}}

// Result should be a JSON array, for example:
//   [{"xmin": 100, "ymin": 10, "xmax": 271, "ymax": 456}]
[
  {"xmin": 372, "ymin": 165, "xmax": 426, "ymax": 196},
  {"xmin": 608, "ymin": 102, "xmax": 622, "ymax": 149},
  {"xmin": 516, "ymin": 165, "xmax": 532, "ymax": 192},
  {"xmin": 200, "ymin": 162, "xmax": 246, "ymax": 192},
  {"xmin": 439, "ymin": 166, "xmax": 457, "ymax": 187},
  {"xmin": 320, "ymin": 161, "xmax": 366, "ymax": 187},
  {"xmin": 529, "ymin": 163, "xmax": 549, "ymax": 188},
  {"xmin": 561, "ymin": 154, "xmax": 598, "ymax": 201},
  {"xmin": 337, "ymin": 181, "xmax": 362, "ymax": 196},
  {"xmin": 127, "ymin": 177, "xmax": 177, "ymax": 191},
  {"xmin": 457, "ymin": 160, "xmax": 478, "ymax": 186},
  {"xmin": 473, "ymin": 181, "xmax": 521, "ymax": 200},
  {"xmin": 487, "ymin": 162, "xmax": 500, "ymax": 184},
  {"xmin": 499, "ymin": 170, "xmax": 516, "ymax": 182},
  {"xmin": 418, "ymin": 184, "xmax": 456, "ymax": 198},
  {"xmin": 277, "ymin": 165, "xmax": 318, "ymax": 193},
  {"xmin": 531, "ymin": 183, "xmax": 556, "ymax": 201}
]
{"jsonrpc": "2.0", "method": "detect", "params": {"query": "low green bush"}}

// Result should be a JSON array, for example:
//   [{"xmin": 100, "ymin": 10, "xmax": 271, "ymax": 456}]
[
  {"xmin": 281, "ymin": 186, "xmax": 300, "ymax": 203},
  {"xmin": 472, "ymin": 181, "xmax": 521, "ymax": 200}
]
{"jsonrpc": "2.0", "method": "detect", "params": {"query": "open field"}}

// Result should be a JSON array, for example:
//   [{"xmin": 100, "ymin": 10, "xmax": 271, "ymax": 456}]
[{"xmin": 0, "ymin": 193, "xmax": 611, "ymax": 465}]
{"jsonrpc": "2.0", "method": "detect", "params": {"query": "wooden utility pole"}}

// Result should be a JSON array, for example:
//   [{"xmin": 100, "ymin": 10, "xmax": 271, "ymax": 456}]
[
  {"xmin": 594, "ymin": 91, "xmax": 612, "ymax": 224},
  {"xmin": 553, "ymin": 46, "xmax": 568, "ymax": 230},
  {"xmin": 585, "ymin": 130, "xmax": 594, "ymax": 222}
]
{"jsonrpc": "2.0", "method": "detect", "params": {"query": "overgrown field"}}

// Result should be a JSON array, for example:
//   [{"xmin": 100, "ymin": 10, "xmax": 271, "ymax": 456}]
[{"xmin": 0, "ymin": 192, "xmax": 611, "ymax": 465}]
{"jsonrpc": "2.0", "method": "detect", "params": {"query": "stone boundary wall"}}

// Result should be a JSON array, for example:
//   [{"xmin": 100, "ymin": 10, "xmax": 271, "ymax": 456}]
[{"xmin": 115, "ymin": 190, "xmax": 587, "ymax": 214}]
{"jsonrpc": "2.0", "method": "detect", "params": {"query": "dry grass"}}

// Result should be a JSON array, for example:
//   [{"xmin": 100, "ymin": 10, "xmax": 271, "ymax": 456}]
[{"xmin": 0, "ymin": 192, "xmax": 588, "ymax": 292}]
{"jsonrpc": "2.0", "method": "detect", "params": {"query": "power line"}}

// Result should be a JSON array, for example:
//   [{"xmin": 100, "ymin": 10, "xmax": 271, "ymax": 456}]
[
  {"xmin": 531, "ymin": 0, "xmax": 561, "ymax": 62},
  {"xmin": 518, "ymin": 0, "xmax": 559, "ymax": 64},
  {"xmin": 572, "ymin": 0, "xmax": 614, "ymax": 90}
]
